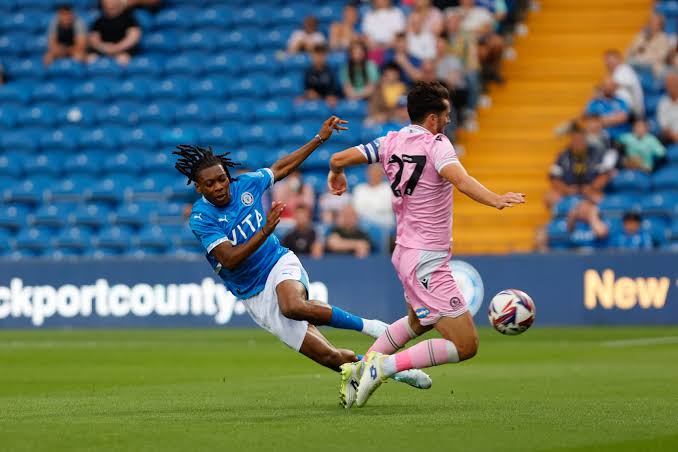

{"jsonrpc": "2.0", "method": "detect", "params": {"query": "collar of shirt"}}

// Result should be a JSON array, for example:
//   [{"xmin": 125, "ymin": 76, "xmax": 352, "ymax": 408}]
[{"xmin": 401, "ymin": 124, "xmax": 432, "ymax": 135}]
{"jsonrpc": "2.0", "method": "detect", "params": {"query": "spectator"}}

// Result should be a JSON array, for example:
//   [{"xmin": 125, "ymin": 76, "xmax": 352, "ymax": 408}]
[
  {"xmin": 326, "ymin": 205, "xmax": 372, "ymax": 258},
  {"xmin": 619, "ymin": 119, "xmax": 665, "ymax": 172},
  {"xmin": 89, "ymin": 0, "xmax": 142, "ymax": 66},
  {"xmin": 657, "ymin": 72, "xmax": 678, "ymax": 144},
  {"xmin": 319, "ymin": 188, "xmax": 352, "ymax": 225},
  {"xmin": 44, "ymin": 4, "xmax": 87, "ymax": 66},
  {"xmin": 610, "ymin": 212, "xmax": 653, "ymax": 250},
  {"xmin": 361, "ymin": 0, "xmax": 406, "ymax": 50},
  {"xmin": 329, "ymin": 4, "xmax": 359, "ymax": 51},
  {"xmin": 341, "ymin": 40, "xmax": 380, "ymax": 100},
  {"xmin": 476, "ymin": 0, "xmax": 508, "ymax": 29},
  {"xmin": 406, "ymin": 12, "xmax": 437, "ymax": 60},
  {"xmin": 353, "ymin": 165, "xmax": 394, "ymax": 228},
  {"xmin": 582, "ymin": 113, "xmax": 612, "ymax": 154},
  {"xmin": 442, "ymin": 11, "xmax": 481, "ymax": 111},
  {"xmin": 368, "ymin": 63, "xmax": 408, "ymax": 125},
  {"xmin": 627, "ymin": 13, "xmax": 672, "ymax": 76},
  {"xmin": 436, "ymin": 33, "xmax": 471, "ymax": 126},
  {"xmin": 416, "ymin": 59, "xmax": 457, "ymax": 140},
  {"xmin": 454, "ymin": 0, "xmax": 505, "ymax": 83},
  {"xmin": 302, "ymin": 44, "xmax": 340, "ymax": 107},
  {"xmin": 545, "ymin": 126, "xmax": 615, "ymax": 212},
  {"xmin": 382, "ymin": 32, "xmax": 422, "ymax": 85},
  {"xmin": 584, "ymin": 77, "xmax": 631, "ymax": 142},
  {"xmin": 272, "ymin": 170, "xmax": 315, "ymax": 224},
  {"xmin": 604, "ymin": 49, "xmax": 644, "ymax": 118},
  {"xmin": 287, "ymin": 15, "xmax": 326, "ymax": 55},
  {"xmin": 281, "ymin": 205, "xmax": 324, "ymax": 257},
  {"xmin": 409, "ymin": 0, "xmax": 444, "ymax": 36}
]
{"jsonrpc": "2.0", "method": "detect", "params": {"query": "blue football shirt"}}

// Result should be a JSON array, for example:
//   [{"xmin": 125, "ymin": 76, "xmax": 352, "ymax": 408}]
[{"xmin": 189, "ymin": 168, "xmax": 288, "ymax": 299}]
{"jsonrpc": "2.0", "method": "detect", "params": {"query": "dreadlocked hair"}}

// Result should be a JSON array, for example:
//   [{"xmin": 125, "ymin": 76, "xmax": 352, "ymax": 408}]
[{"xmin": 173, "ymin": 144, "xmax": 240, "ymax": 185}]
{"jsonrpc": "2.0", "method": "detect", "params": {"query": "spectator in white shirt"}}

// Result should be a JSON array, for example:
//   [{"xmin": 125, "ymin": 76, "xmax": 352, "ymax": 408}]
[
  {"xmin": 287, "ymin": 16, "xmax": 326, "ymax": 54},
  {"xmin": 454, "ymin": 0, "xmax": 495, "ymax": 34},
  {"xmin": 604, "ymin": 49, "xmax": 644, "ymax": 118},
  {"xmin": 409, "ymin": 0, "xmax": 444, "ymax": 36},
  {"xmin": 353, "ymin": 165, "xmax": 394, "ymax": 228},
  {"xmin": 658, "ymin": 72, "xmax": 678, "ymax": 144},
  {"xmin": 407, "ymin": 12, "xmax": 437, "ymax": 60},
  {"xmin": 361, "ymin": 0, "xmax": 406, "ymax": 49}
]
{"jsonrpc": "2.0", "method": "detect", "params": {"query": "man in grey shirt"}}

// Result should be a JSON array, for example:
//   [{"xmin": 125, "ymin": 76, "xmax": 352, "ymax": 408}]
[{"xmin": 43, "ymin": 4, "xmax": 87, "ymax": 66}]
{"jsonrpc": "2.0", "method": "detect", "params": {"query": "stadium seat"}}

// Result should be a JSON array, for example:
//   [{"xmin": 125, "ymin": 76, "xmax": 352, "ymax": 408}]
[
  {"xmin": 194, "ymin": 7, "xmax": 230, "ymax": 28},
  {"xmin": 130, "ymin": 173, "xmax": 174, "ymax": 200},
  {"xmin": 30, "ymin": 202, "xmax": 75, "ymax": 228},
  {"xmin": 4, "ymin": 176, "xmax": 54, "ymax": 205},
  {"xmin": 6, "ymin": 58, "xmax": 46, "ymax": 82},
  {"xmin": 73, "ymin": 80, "xmax": 111, "ymax": 102},
  {"xmin": 23, "ymin": 151, "xmax": 64, "ymax": 176},
  {"xmin": 124, "ymin": 55, "xmax": 165, "ymax": 77},
  {"xmin": 79, "ymin": 127, "xmax": 121, "ymax": 150},
  {"xmin": 188, "ymin": 77, "xmax": 229, "ymax": 100},
  {"xmin": 103, "ymin": 152, "xmax": 145, "ymax": 174},
  {"xmin": 179, "ymin": 31, "xmax": 217, "ymax": 52},
  {"xmin": 552, "ymin": 195, "xmax": 583, "ymax": 217},
  {"xmin": 215, "ymin": 99, "xmax": 254, "ymax": 122},
  {"xmin": 598, "ymin": 193, "xmax": 640, "ymax": 217},
  {"xmin": 0, "ymin": 205, "xmax": 30, "ymax": 231},
  {"xmin": 48, "ymin": 175, "xmax": 96, "ymax": 201},
  {"xmin": 159, "ymin": 125, "xmax": 199, "ymax": 147},
  {"xmin": 547, "ymin": 218, "xmax": 571, "ymax": 247},
  {"xmin": 87, "ymin": 57, "xmax": 123, "ymax": 78},
  {"xmin": 141, "ymin": 152, "xmax": 173, "ymax": 173},
  {"xmin": 0, "ymin": 152, "xmax": 26, "ymax": 178},
  {"xmin": 69, "ymin": 204, "xmax": 112, "ymax": 229},
  {"xmin": 198, "ymin": 125, "xmax": 240, "ymax": 149},
  {"xmin": 14, "ymin": 227, "xmax": 54, "ymax": 254},
  {"xmin": 334, "ymin": 100, "xmax": 368, "ymax": 122},
  {"xmin": 142, "ymin": 31, "xmax": 179, "ymax": 53},
  {"xmin": 96, "ymin": 225, "xmax": 135, "ymax": 253},
  {"xmin": 164, "ymin": 53, "xmax": 209, "ymax": 75},
  {"xmin": 666, "ymin": 144, "xmax": 678, "ymax": 164},
  {"xmin": 255, "ymin": 99, "xmax": 293, "ymax": 121},
  {"xmin": 44, "ymin": 59, "xmax": 85, "ymax": 79},
  {"xmin": 239, "ymin": 125, "xmax": 279, "ymax": 147},
  {"xmin": 87, "ymin": 173, "xmax": 137, "ymax": 203},
  {"xmin": 640, "ymin": 191, "xmax": 678, "ymax": 217},
  {"xmin": 295, "ymin": 100, "xmax": 331, "ymax": 121},
  {"xmin": 32, "ymin": 81, "xmax": 72, "ymax": 103},
  {"xmin": 267, "ymin": 74, "xmax": 303, "ymax": 98},
  {"xmin": 17, "ymin": 103, "xmax": 59, "ymax": 127},
  {"xmin": 167, "ymin": 177, "xmax": 197, "ymax": 202},
  {"xmin": 149, "ymin": 77, "xmax": 190, "ymax": 99},
  {"xmin": 96, "ymin": 102, "xmax": 142, "ymax": 126},
  {"xmin": 257, "ymin": 29, "xmax": 288, "ymax": 50},
  {"xmin": 57, "ymin": 103, "xmax": 100, "ymax": 126},
  {"xmin": 136, "ymin": 225, "xmax": 169, "ymax": 252},
  {"xmin": 40, "ymin": 127, "xmax": 80, "ymax": 151},
  {"xmin": 137, "ymin": 101, "xmax": 176, "ymax": 125},
  {"xmin": 0, "ymin": 81, "xmax": 35, "ymax": 105},
  {"xmin": 203, "ymin": 53, "xmax": 243, "ymax": 75},
  {"xmin": 119, "ymin": 126, "xmax": 163, "ymax": 149},
  {"xmin": 242, "ymin": 52, "xmax": 279, "ymax": 74},
  {"xmin": 54, "ymin": 226, "xmax": 94, "ymax": 252},
  {"xmin": 63, "ymin": 151, "xmax": 107, "ymax": 175},
  {"xmin": 652, "ymin": 167, "xmax": 678, "ymax": 190},
  {"xmin": 0, "ymin": 105, "xmax": 19, "ymax": 128},
  {"xmin": 229, "ymin": 76, "xmax": 262, "ymax": 98},
  {"xmin": 216, "ymin": 30, "xmax": 258, "ymax": 52},
  {"xmin": 279, "ymin": 121, "xmax": 317, "ymax": 147},
  {"xmin": 175, "ymin": 101, "xmax": 217, "ymax": 123},
  {"xmin": 113, "ymin": 202, "xmax": 155, "ymax": 227},
  {"xmin": 642, "ymin": 216, "xmax": 669, "ymax": 247},
  {"xmin": 155, "ymin": 202, "xmax": 186, "ymax": 224},
  {"xmin": 2, "ymin": 130, "xmax": 40, "ymax": 151}
]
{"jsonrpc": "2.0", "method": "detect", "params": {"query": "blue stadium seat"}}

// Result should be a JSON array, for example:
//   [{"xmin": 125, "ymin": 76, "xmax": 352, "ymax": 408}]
[
  {"xmin": 23, "ymin": 151, "xmax": 64, "ymax": 176},
  {"xmin": 54, "ymin": 227, "xmax": 93, "ymax": 252},
  {"xmin": 4, "ymin": 12, "xmax": 44, "ymax": 34},
  {"xmin": 188, "ymin": 77, "xmax": 229, "ymax": 100},
  {"xmin": 4, "ymin": 176, "xmax": 54, "ymax": 205},
  {"xmin": 175, "ymin": 224, "xmax": 199, "ymax": 248},
  {"xmin": 119, "ymin": 126, "xmax": 163, "ymax": 149},
  {"xmin": 316, "ymin": 4, "xmax": 343, "ymax": 23},
  {"xmin": 48, "ymin": 175, "xmax": 95, "ymax": 201},
  {"xmin": 96, "ymin": 226, "xmax": 135, "ymax": 253},
  {"xmin": 30, "ymin": 202, "xmax": 76, "ymax": 228},
  {"xmin": 175, "ymin": 100, "xmax": 217, "ymax": 123},
  {"xmin": 22, "ymin": 34, "xmax": 47, "ymax": 55},
  {"xmin": 14, "ymin": 227, "xmax": 54, "ymax": 254},
  {"xmin": 0, "ymin": 81, "xmax": 34, "ymax": 105},
  {"xmin": 40, "ymin": 127, "xmax": 80, "ymax": 151},
  {"xmin": 215, "ymin": 99, "xmax": 254, "ymax": 122},
  {"xmin": 234, "ymin": 6, "xmax": 274, "ymax": 27},
  {"xmin": 267, "ymin": 74, "xmax": 303, "ymax": 98},
  {"xmin": 279, "ymin": 53, "xmax": 310, "ymax": 73},
  {"xmin": 255, "ymin": 99, "xmax": 293, "ymax": 121},
  {"xmin": 242, "ymin": 52, "xmax": 279, "ymax": 74},
  {"xmin": 103, "ymin": 152, "xmax": 145, "ymax": 173},
  {"xmin": 87, "ymin": 57, "xmax": 123, "ymax": 78},
  {"xmin": 63, "ymin": 151, "xmax": 107, "ymax": 175},
  {"xmin": 17, "ymin": 103, "xmax": 59, "ymax": 127},
  {"xmin": 194, "ymin": 7, "xmax": 230, "ymax": 28},
  {"xmin": 69, "ymin": 204, "xmax": 112, "ymax": 229},
  {"xmin": 257, "ymin": 29, "xmax": 288, "ymax": 50},
  {"xmin": 598, "ymin": 193, "xmax": 640, "ymax": 217},
  {"xmin": 327, "ymin": 51, "xmax": 347, "ymax": 69},
  {"xmin": 273, "ymin": 5, "xmax": 312, "ymax": 25},
  {"xmin": 32, "ymin": 81, "xmax": 72, "ymax": 103},
  {"xmin": 141, "ymin": 151, "xmax": 173, "ymax": 172},
  {"xmin": 57, "ymin": 103, "xmax": 100, "ymax": 126},
  {"xmin": 642, "ymin": 216, "xmax": 669, "ymax": 247},
  {"xmin": 113, "ymin": 203, "xmax": 153, "ymax": 227},
  {"xmin": 2, "ymin": 130, "xmax": 40, "ymax": 151},
  {"xmin": 547, "ymin": 218, "xmax": 571, "ymax": 247},
  {"xmin": 198, "ymin": 125, "xmax": 240, "ymax": 149},
  {"xmin": 239, "ymin": 125, "xmax": 279, "ymax": 147},
  {"xmin": 331, "ymin": 126, "xmax": 362, "ymax": 147},
  {"xmin": 552, "ymin": 195, "xmax": 583, "ymax": 217},
  {"xmin": 87, "ymin": 173, "xmax": 136, "ymax": 203},
  {"xmin": 216, "ymin": 30, "xmax": 258, "ymax": 52},
  {"xmin": 154, "ymin": 6, "xmax": 198, "ymax": 28},
  {"xmin": 136, "ymin": 101, "xmax": 176, "ymax": 125},
  {"xmin": 279, "ymin": 121, "xmax": 317, "ymax": 146},
  {"xmin": 0, "ymin": 205, "xmax": 30, "ymax": 231},
  {"xmin": 44, "ymin": 59, "xmax": 85, "ymax": 79},
  {"xmin": 96, "ymin": 102, "xmax": 142, "ymax": 126},
  {"xmin": 667, "ymin": 144, "xmax": 678, "ymax": 164},
  {"xmin": 130, "ymin": 173, "xmax": 175, "ymax": 200},
  {"xmin": 149, "ymin": 77, "xmax": 190, "ymax": 99},
  {"xmin": 0, "ymin": 34, "xmax": 24, "ymax": 56},
  {"xmin": 229, "ymin": 76, "xmax": 263, "ymax": 98},
  {"xmin": 303, "ymin": 147, "xmax": 333, "ymax": 170},
  {"xmin": 295, "ymin": 100, "xmax": 331, "ymax": 121},
  {"xmin": 670, "ymin": 218, "xmax": 678, "ymax": 240},
  {"xmin": 179, "ymin": 31, "xmax": 217, "ymax": 52},
  {"xmin": 168, "ymin": 178, "xmax": 196, "ymax": 202},
  {"xmin": 124, "ymin": 55, "xmax": 165, "ymax": 77},
  {"xmin": 640, "ymin": 191, "xmax": 678, "ymax": 217},
  {"xmin": 164, "ymin": 53, "xmax": 209, "ymax": 75},
  {"xmin": 334, "ymin": 100, "xmax": 368, "ymax": 121},
  {"xmin": 155, "ymin": 202, "xmax": 185, "ymax": 224},
  {"xmin": 652, "ymin": 167, "xmax": 678, "ymax": 190},
  {"xmin": 645, "ymin": 94, "xmax": 662, "ymax": 117},
  {"xmin": 0, "ymin": 152, "xmax": 26, "ymax": 178},
  {"xmin": 136, "ymin": 225, "xmax": 169, "ymax": 252},
  {"xmin": 6, "ymin": 58, "xmax": 45, "ymax": 82},
  {"xmin": 203, "ymin": 53, "xmax": 244, "ymax": 75},
  {"xmin": 73, "ymin": 80, "xmax": 111, "ymax": 102},
  {"xmin": 142, "ymin": 31, "xmax": 180, "ymax": 53},
  {"xmin": 78, "ymin": 127, "xmax": 121, "ymax": 150},
  {"xmin": 0, "ymin": 104, "xmax": 19, "ymax": 128},
  {"xmin": 111, "ymin": 76, "xmax": 153, "ymax": 101},
  {"xmin": 159, "ymin": 125, "xmax": 199, "ymax": 147}
]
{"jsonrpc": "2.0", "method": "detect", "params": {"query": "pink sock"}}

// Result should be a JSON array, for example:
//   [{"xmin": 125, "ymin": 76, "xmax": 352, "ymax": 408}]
[
  {"xmin": 367, "ymin": 317, "xmax": 417, "ymax": 355},
  {"xmin": 383, "ymin": 339, "xmax": 459, "ymax": 377}
]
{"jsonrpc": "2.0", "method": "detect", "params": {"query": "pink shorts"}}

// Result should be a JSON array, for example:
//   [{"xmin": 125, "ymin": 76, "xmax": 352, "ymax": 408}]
[{"xmin": 392, "ymin": 245, "xmax": 468, "ymax": 326}]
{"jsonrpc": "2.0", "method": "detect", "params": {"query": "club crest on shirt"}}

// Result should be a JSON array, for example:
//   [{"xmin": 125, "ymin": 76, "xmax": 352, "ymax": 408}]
[{"xmin": 241, "ymin": 192, "xmax": 254, "ymax": 206}]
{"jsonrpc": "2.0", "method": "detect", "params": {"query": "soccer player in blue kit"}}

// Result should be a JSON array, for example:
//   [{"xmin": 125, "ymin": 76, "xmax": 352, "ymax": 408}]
[{"xmin": 174, "ymin": 116, "xmax": 430, "ymax": 391}]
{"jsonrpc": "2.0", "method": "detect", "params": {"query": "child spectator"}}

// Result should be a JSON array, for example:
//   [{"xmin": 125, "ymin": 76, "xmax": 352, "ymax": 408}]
[
  {"xmin": 610, "ymin": 212, "xmax": 653, "ymax": 250},
  {"xmin": 326, "ymin": 205, "xmax": 372, "ymax": 258},
  {"xmin": 89, "ymin": 0, "xmax": 142, "ymax": 66},
  {"xmin": 619, "ymin": 119, "xmax": 665, "ymax": 172},
  {"xmin": 627, "ymin": 13, "xmax": 672, "ymax": 76},
  {"xmin": 341, "ymin": 40, "xmax": 380, "ymax": 100},
  {"xmin": 329, "ymin": 4, "xmax": 359, "ymax": 51},
  {"xmin": 44, "ymin": 4, "xmax": 87, "ymax": 66},
  {"xmin": 302, "ymin": 44, "xmax": 340, "ymax": 107},
  {"xmin": 281, "ymin": 205, "xmax": 324, "ymax": 257},
  {"xmin": 657, "ymin": 72, "xmax": 678, "ymax": 145},
  {"xmin": 584, "ymin": 77, "xmax": 631, "ymax": 142},
  {"xmin": 287, "ymin": 16, "xmax": 326, "ymax": 54},
  {"xmin": 368, "ymin": 63, "xmax": 408, "ymax": 125}
]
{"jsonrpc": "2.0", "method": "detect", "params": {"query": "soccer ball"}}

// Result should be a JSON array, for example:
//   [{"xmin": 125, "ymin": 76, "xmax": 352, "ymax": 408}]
[{"xmin": 488, "ymin": 289, "xmax": 535, "ymax": 335}]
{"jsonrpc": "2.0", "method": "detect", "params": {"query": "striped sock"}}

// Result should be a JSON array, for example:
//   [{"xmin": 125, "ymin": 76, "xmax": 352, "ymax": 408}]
[
  {"xmin": 381, "ymin": 339, "xmax": 459, "ymax": 377},
  {"xmin": 366, "ymin": 317, "xmax": 417, "ymax": 355}
]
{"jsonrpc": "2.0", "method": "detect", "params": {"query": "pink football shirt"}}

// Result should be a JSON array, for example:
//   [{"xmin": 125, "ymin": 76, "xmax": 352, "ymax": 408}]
[{"xmin": 357, "ymin": 125, "xmax": 459, "ymax": 251}]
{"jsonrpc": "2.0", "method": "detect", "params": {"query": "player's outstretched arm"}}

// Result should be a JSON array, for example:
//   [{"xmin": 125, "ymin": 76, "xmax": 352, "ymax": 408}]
[
  {"xmin": 270, "ymin": 116, "xmax": 348, "ymax": 182},
  {"xmin": 211, "ymin": 202, "xmax": 285, "ymax": 270},
  {"xmin": 327, "ymin": 147, "xmax": 369, "ymax": 195},
  {"xmin": 440, "ymin": 162, "xmax": 526, "ymax": 210}
]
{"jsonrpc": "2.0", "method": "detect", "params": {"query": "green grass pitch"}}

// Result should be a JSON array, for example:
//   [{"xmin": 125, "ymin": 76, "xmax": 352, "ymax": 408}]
[{"xmin": 1, "ymin": 327, "xmax": 678, "ymax": 451}]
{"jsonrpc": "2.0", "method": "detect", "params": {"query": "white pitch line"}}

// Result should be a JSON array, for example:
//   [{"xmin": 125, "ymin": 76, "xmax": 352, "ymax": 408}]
[{"xmin": 601, "ymin": 337, "xmax": 678, "ymax": 347}]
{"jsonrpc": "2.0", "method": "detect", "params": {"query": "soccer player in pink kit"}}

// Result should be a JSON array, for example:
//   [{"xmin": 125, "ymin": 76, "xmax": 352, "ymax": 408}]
[{"xmin": 328, "ymin": 82, "xmax": 526, "ymax": 407}]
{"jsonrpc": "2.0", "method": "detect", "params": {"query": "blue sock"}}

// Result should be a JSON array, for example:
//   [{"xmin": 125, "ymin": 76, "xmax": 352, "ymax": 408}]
[
  {"xmin": 328, "ymin": 306, "xmax": 364, "ymax": 332},
  {"xmin": 356, "ymin": 354, "xmax": 364, "ymax": 361}
]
